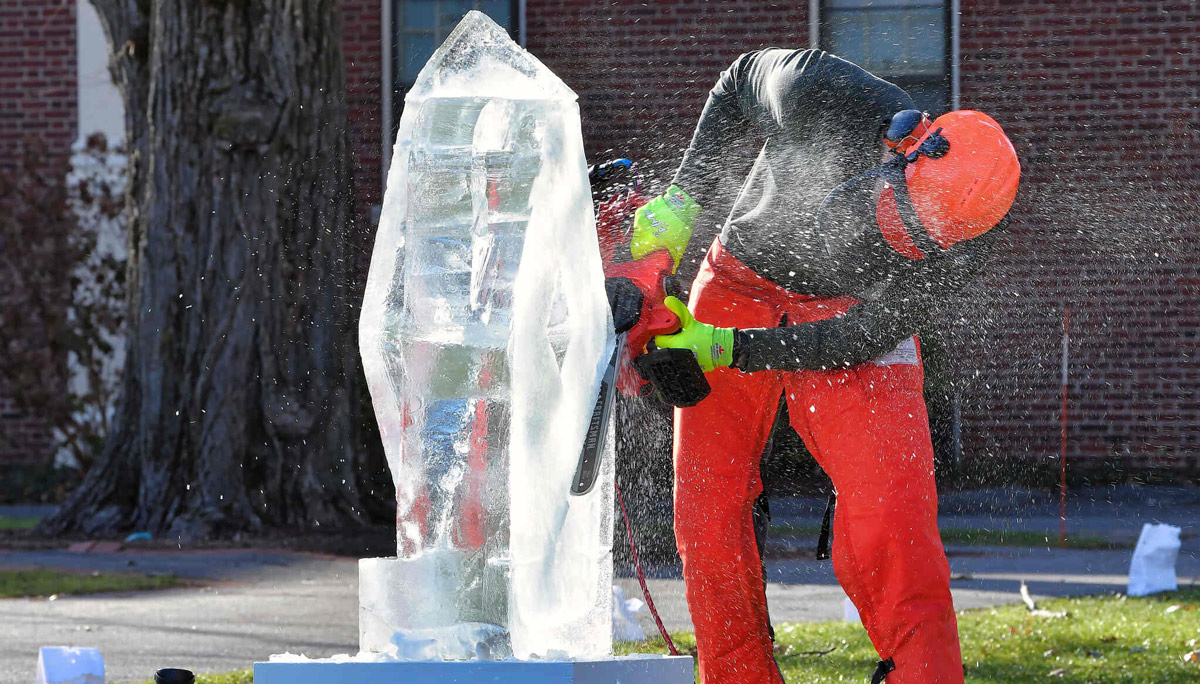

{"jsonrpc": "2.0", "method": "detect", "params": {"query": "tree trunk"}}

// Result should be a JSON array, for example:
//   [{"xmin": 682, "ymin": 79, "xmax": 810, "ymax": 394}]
[{"xmin": 43, "ymin": 0, "xmax": 382, "ymax": 538}]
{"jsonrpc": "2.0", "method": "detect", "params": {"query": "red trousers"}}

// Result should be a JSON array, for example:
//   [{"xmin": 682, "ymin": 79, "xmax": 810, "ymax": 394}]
[{"xmin": 673, "ymin": 239, "xmax": 962, "ymax": 684}]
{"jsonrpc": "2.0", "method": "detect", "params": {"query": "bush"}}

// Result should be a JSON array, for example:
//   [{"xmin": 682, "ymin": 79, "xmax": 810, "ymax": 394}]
[
  {"xmin": 0, "ymin": 135, "xmax": 126, "ymax": 473},
  {"xmin": 0, "ymin": 463, "xmax": 83, "ymax": 505}
]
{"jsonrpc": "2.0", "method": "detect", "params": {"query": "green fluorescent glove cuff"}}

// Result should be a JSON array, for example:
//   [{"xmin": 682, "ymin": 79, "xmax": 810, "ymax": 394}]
[
  {"xmin": 663, "ymin": 185, "xmax": 701, "ymax": 226},
  {"xmin": 713, "ymin": 326, "xmax": 735, "ymax": 369}
]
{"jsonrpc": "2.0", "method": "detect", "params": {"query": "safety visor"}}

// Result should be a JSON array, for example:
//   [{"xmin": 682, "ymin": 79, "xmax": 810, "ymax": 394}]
[
  {"xmin": 884, "ymin": 109, "xmax": 933, "ymax": 155},
  {"xmin": 815, "ymin": 125, "xmax": 952, "ymax": 260}
]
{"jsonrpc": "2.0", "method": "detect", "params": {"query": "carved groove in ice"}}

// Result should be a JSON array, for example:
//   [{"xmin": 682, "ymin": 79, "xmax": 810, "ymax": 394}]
[{"xmin": 359, "ymin": 11, "xmax": 615, "ymax": 661}]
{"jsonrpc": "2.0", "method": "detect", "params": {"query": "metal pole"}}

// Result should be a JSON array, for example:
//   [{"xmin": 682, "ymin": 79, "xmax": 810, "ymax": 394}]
[
  {"xmin": 381, "ymin": 0, "xmax": 393, "ymax": 189},
  {"xmin": 809, "ymin": 0, "xmax": 821, "ymax": 49},
  {"xmin": 1059, "ymin": 305, "xmax": 1069, "ymax": 547},
  {"xmin": 951, "ymin": 0, "xmax": 961, "ymax": 110}
]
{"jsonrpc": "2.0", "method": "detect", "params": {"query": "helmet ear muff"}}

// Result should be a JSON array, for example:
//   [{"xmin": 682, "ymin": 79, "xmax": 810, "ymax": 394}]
[{"xmin": 910, "ymin": 127, "xmax": 950, "ymax": 160}]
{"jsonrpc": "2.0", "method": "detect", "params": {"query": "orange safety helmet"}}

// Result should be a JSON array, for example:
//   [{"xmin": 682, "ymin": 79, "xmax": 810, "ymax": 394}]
[{"xmin": 875, "ymin": 110, "xmax": 1021, "ymax": 259}]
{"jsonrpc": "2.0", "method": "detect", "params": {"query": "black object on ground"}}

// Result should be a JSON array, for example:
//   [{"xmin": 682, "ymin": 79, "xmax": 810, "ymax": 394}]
[{"xmin": 155, "ymin": 668, "xmax": 195, "ymax": 684}]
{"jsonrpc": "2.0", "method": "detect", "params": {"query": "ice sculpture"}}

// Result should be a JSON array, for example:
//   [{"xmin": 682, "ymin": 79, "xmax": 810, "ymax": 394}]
[{"xmin": 359, "ymin": 11, "xmax": 616, "ymax": 661}]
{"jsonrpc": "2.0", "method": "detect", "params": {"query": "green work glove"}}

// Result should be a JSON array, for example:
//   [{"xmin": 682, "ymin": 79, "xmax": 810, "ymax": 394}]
[
  {"xmin": 631, "ymin": 185, "xmax": 701, "ymax": 271},
  {"xmin": 653, "ymin": 296, "xmax": 734, "ymax": 373}
]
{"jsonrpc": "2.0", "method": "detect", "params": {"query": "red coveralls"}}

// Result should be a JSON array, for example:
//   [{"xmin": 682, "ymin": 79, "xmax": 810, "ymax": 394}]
[{"xmin": 674, "ymin": 239, "xmax": 961, "ymax": 684}]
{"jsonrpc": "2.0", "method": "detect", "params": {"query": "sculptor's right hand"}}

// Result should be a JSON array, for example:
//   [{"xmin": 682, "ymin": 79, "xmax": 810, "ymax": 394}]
[
  {"xmin": 652, "ymin": 296, "xmax": 734, "ymax": 373},
  {"xmin": 630, "ymin": 185, "xmax": 700, "ymax": 272}
]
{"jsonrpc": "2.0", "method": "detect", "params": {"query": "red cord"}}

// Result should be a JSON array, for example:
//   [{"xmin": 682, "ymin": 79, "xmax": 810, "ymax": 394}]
[{"xmin": 615, "ymin": 482, "xmax": 680, "ymax": 656}]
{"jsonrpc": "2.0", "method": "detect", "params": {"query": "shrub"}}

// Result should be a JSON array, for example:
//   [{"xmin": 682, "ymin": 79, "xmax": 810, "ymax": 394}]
[{"xmin": 0, "ymin": 135, "xmax": 127, "ymax": 474}]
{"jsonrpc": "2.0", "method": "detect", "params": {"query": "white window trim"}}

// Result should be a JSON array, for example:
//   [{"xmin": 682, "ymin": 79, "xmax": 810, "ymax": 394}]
[
  {"xmin": 808, "ymin": 0, "xmax": 960, "ymax": 111},
  {"xmin": 809, "ymin": 0, "xmax": 820, "ymax": 49},
  {"xmin": 381, "ymin": 1, "xmax": 527, "ymax": 193},
  {"xmin": 518, "ymin": 0, "xmax": 527, "ymax": 48},
  {"xmin": 381, "ymin": 0, "xmax": 393, "ymax": 193},
  {"xmin": 951, "ymin": 0, "xmax": 961, "ymax": 110}
]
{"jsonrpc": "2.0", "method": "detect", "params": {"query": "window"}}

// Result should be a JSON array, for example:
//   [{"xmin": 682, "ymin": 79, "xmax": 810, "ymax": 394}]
[
  {"xmin": 820, "ymin": 0, "xmax": 951, "ymax": 115},
  {"xmin": 389, "ymin": 1, "xmax": 522, "ymax": 145}
]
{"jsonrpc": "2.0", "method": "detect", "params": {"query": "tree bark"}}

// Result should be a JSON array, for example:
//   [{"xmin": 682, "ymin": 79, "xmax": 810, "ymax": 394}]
[{"xmin": 43, "ymin": 0, "xmax": 380, "ymax": 538}]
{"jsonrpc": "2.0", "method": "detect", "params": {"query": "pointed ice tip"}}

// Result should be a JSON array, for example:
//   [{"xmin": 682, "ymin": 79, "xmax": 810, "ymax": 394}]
[{"xmin": 406, "ymin": 10, "xmax": 575, "ymax": 103}]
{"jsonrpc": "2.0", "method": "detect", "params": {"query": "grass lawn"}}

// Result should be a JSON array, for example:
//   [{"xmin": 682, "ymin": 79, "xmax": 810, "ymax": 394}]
[
  {"xmin": 162, "ymin": 673, "xmax": 253, "ymax": 684},
  {"xmin": 200, "ymin": 674, "xmax": 252, "ymax": 684},
  {"xmin": 0, "ymin": 515, "xmax": 42, "ymax": 531},
  {"xmin": 139, "ymin": 589, "xmax": 1200, "ymax": 683},
  {"xmin": 0, "ymin": 568, "xmax": 181, "ymax": 598},
  {"xmin": 936, "ymin": 528, "xmax": 1123, "ymax": 550},
  {"xmin": 137, "ymin": 672, "xmax": 253, "ymax": 684},
  {"xmin": 769, "ymin": 524, "xmax": 1127, "ymax": 550},
  {"xmin": 621, "ymin": 587, "xmax": 1200, "ymax": 683}
]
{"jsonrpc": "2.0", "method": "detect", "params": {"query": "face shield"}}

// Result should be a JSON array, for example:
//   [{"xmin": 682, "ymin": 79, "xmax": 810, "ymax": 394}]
[
  {"xmin": 817, "ymin": 109, "xmax": 1021, "ymax": 262},
  {"xmin": 815, "ymin": 110, "xmax": 952, "ymax": 261}
]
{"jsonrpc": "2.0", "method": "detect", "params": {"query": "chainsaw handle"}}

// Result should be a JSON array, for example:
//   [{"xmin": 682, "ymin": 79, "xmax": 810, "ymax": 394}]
[
  {"xmin": 640, "ymin": 299, "xmax": 681, "ymax": 340},
  {"xmin": 588, "ymin": 158, "xmax": 633, "ymax": 185},
  {"xmin": 603, "ymin": 250, "xmax": 681, "ymax": 397},
  {"xmin": 588, "ymin": 158, "xmax": 642, "ymax": 197}
]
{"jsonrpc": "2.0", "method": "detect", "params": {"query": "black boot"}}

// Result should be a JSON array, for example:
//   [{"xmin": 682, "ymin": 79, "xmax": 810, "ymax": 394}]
[{"xmin": 871, "ymin": 658, "xmax": 895, "ymax": 684}]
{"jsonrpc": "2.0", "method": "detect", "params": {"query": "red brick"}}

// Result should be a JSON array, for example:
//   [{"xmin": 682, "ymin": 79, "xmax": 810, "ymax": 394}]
[
  {"xmin": 0, "ymin": 0, "xmax": 76, "ymax": 466},
  {"xmin": 340, "ymin": 0, "xmax": 382, "ymax": 216}
]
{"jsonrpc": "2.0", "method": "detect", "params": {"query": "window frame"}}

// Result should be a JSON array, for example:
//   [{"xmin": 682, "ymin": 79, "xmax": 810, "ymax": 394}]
[{"xmin": 814, "ymin": 0, "xmax": 958, "ymax": 116}]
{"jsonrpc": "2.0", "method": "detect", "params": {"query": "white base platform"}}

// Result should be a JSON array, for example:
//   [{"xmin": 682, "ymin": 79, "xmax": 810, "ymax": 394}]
[{"xmin": 254, "ymin": 654, "xmax": 694, "ymax": 684}]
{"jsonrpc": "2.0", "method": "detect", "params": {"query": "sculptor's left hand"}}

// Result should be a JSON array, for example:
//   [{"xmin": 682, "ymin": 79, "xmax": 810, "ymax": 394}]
[
  {"xmin": 652, "ymin": 296, "xmax": 734, "ymax": 373},
  {"xmin": 630, "ymin": 185, "xmax": 701, "ymax": 272}
]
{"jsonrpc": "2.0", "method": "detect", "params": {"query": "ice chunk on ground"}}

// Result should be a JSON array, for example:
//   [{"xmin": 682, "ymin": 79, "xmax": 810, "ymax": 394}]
[
  {"xmin": 612, "ymin": 585, "xmax": 647, "ymax": 643},
  {"xmin": 359, "ymin": 10, "xmax": 614, "ymax": 661},
  {"xmin": 37, "ymin": 647, "xmax": 104, "ymax": 684}
]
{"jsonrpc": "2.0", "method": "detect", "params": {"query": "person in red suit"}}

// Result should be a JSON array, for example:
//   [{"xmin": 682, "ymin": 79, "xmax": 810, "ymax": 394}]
[{"xmin": 621, "ymin": 49, "xmax": 1020, "ymax": 684}]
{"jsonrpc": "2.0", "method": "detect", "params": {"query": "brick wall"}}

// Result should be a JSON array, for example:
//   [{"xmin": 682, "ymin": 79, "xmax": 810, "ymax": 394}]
[
  {"xmin": 0, "ymin": 0, "xmax": 77, "ymax": 167},
  {"xmin": 952, "ymin": 0, "xmax": 1200, "ymax": 477},
  {"xmin": 1, "ymin": 2, "xmax": 1188, "ymax": 477},
  {"xmin": 342, "ymin": 0, "xmax": 384, "ymax": 216},
  {"xmin": 0, "ymin": 397, "xmax": 53, "ymax": 467},
  {"xmin": 527, "ymin": 0, "xmax": 809, "ymax": 182},
  {"xmin": 251, "ymin": 2, "xmax": 1200, "ymax": 479},
  {"xmin": 0, "ymin": 0, "xmax": 76, "ymax": 466},
  {"xmin": 523, "ymin": 0, "xmax": 1200, "ymax": 477}
]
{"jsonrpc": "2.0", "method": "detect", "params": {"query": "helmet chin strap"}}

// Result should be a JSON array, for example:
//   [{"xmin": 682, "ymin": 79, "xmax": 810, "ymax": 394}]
[
  {"xmin": 816, "ymin": 129, "xmax": 953, "ymax": 259},
  {"xmin": 885, "ymin": 155, "xmax": 947, "ymax": 258}
]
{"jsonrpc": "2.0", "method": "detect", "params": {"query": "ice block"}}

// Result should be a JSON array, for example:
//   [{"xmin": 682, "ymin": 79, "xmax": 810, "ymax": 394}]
[{"xmin": 359, "ymin": 11, "xmax": 615, "ymax": 660}]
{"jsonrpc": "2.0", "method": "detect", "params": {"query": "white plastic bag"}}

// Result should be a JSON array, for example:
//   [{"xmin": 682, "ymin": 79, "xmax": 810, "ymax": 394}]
[{"xmin": 1127, "ymin": 523, "xmax": 1181, "ymax": 597}]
